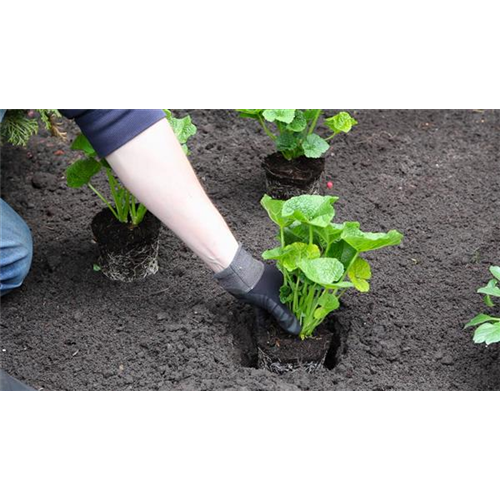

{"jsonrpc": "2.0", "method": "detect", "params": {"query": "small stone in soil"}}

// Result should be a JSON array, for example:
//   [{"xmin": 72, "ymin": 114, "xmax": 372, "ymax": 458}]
[
  {"xmin": 157, "ymin": 312, "xmax": 169, "ymax": 321},
  {"xmin": 441, "ymin": 355, "xmax": 454, "ymax": 366},
  {"xmin": 73, "ymin": 311, "xmax": 84, "ymax": 322},
  {"xmin": 31, "ymin": 172, "xmax": 57, "ymax": 190}
]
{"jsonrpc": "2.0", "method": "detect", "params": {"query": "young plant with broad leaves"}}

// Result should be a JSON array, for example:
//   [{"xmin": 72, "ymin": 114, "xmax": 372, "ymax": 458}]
[
  {"xmin": 261, "ymin": 194, "xmax": 403, "ymax": 339},
  {"xmin": 236, "ymin": 109, "xmax": 357, "ymax": 160},
  {"xmin": 65, "ymin": 110, "xmax": 196, "ymax": 226},
  {"xmin": 465, "ymin": 266, "xmax": 500, "ymax": 345}
]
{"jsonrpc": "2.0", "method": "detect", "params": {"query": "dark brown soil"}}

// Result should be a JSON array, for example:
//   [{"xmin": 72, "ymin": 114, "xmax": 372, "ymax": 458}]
[
  {"xmin": 263, "ymin": 153, "xmax": 325, "ymax": 199},
  {"xmin": 254, "ymin": 309, "xmax": 340, "ymax": 374},
  {"xmin": 1, "ymin": 110, "xmax": 500, "ymax": 391}
]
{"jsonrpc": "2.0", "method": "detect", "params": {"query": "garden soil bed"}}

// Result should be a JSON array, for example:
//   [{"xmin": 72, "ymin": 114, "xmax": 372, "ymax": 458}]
[{"xmin": 2, "ymin": 110, "xmax": 500, "ymax": 390}]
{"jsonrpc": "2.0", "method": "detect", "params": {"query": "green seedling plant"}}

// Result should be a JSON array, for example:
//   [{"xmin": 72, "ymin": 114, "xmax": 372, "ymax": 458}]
[
  {"xmin": 66, "ymin": 109, "xmax": 196, "ymax": 226},
  {"xmin": 261, "ymin": 194, "xmax": 403, "ymax": 339},
  {"xmin": 465, "ymin": 266, "xmax": 500, "ymax": 345},
  {"xmin": 1, "ymin": 109, "xmax": 65, "ymax": 146},
  {"xmin": 236, "ymin": 109, "xmax": 357, "ymax": 160}
]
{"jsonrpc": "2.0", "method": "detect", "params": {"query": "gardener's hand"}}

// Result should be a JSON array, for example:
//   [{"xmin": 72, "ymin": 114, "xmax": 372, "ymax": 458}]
[{"xmin": 215, "ymin": 245, "xmax": 301, "ymax": 336}]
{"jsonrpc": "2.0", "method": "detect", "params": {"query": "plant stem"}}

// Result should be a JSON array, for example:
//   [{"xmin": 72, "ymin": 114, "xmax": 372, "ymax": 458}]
[
  {"xmin": 137, "ymin": 203, "xmax": 147, "ymax": 223},
  {"xmin": 123, "ymin": 190, "xmax": 130, "ymax": 222},
  {"xmin": 130, "ymin": 194, "xmax": 138, "ymax": 225},
  {"xmin": 333, "ymin": 252, "xmax": 359, "ymax": 299},
  {"xmin": 293, "ymin": 274, "xmax": 301, "ymax": 314},
  {"xmin": 88, "ymin": 183, "xmax": 119, "ymax": 220},
  {"xmin": 258, "ymin": 116, "xmax": 277, "ymax": 141},
  {"xmin": 308, "ymin": 109, "xmax": 322, "ymax": 135},
  {"xmin": 105, "ymin": 168, "xmax": 128, "ymax": 222},
  {"xmin": 299, "ymin": 280, "xmax": 309, "ymax": 311}
]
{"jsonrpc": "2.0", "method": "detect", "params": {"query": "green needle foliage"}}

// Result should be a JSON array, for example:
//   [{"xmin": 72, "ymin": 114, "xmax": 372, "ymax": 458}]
[
  {"xmin": 236, "ymin": 109, "xmax": 357, "ymax": 161},
  {"xmin": 66, "ymin": 109, "xmax": 196, "ymax": 226},
  {"xmin": 1, "ymin": 109, "xmax": 64, "ymax": 146},
  {"xmin": 465, "ymin": 266, "xmax": 500, "ymax": 345},
  {"xmin": 261, "ymin": 194, "xmax": 403, "ymax": 339}
]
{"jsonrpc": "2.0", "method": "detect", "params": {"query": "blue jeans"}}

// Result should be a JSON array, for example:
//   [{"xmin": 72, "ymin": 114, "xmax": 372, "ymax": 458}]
[{"xmin": 0, "ymin": 199, "xmax": 33, "ymax": 296}]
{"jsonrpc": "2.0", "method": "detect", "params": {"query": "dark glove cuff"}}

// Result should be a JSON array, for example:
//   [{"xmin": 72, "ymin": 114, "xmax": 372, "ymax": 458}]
[{"xmin": 214, "ymin": 244, "xmax": 264, "ymax": 296}]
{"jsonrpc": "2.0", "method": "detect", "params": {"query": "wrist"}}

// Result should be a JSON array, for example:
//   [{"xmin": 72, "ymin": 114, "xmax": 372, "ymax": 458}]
[{"xmin": 214, "ymin": 244, "xmax": 264, "ymax": 295}]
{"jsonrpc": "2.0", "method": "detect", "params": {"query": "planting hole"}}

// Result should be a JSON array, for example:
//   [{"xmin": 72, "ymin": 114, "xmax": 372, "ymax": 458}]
[{"xmin": 232, "ymin": 307, "xmax": 349, "ymax": 373}]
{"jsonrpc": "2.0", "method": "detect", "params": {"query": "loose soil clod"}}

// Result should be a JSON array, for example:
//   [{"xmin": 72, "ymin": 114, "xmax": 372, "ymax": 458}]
[
  {"xmin": 262, "ymin": 153, "xmax": 325, "ymax": 199},
  {"xmin": 91, "ymin": 208, "xmax": 161, "ymax": 282}
]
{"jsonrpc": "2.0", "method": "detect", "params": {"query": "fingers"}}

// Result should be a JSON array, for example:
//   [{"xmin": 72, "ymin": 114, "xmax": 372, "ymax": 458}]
[{"xmin": 269, "ymin": 302, "xmax": 302, "ymax": 336}]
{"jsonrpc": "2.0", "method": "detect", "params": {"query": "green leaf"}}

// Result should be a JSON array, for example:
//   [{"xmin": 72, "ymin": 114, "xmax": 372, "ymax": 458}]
[
  {"xmin": 71, "ymin": 134, "xmax": 96, "ymax": 157},
  {"xmin": 324, "ymin": 112, "xmax": 358, "ymax": 134},
  {"xmin": 316, "ymin": 223, "xmax": 344, "ymax": 249},
  {"xmin": 66, "ymin": 158, "xmax": 102, "ymax": 188},
  {"xmin": 263, "ymin": 243, "xmax": 320, "ymax": 272},
  {"xmin": 465, "ymin": 314, "xmax": 500, "ymax": 328},
  {"xmin": 283, "ymin": 223, "xmax": 311, "ymax": 246},
  {"xmin": 279, "ymin": 285, "xmax": 293, "ymax": 304},
  {"xmin": 348, "ymin": 257, "xmax": 372, "ymax": 292},
  {"xmin": 93, "ymin": 264, "xmax": 101, "ymax": 272},
  {"xmin": 341, "ymin": 223, "xmax": 403, "ymax": 252},
  {"xmin": 324, "ymin": 281, "xmax": 354, "ymax": 290},
  {"xmin": 302, "ymin": 133, "xmax": 330, "ymax": 159},
  {"xmin": 473, "ymin": 322, "xmax": 500, "ymax": 345},
  {"xmin": 485, "ymin": 295, "xmax": 495, "ymax": 307},
  {"xmin": 314, "ymin": 293, "xmax": 340, "ymax": 320},
  {"xmin": 260, "ymin": 195, "xmax": 292, "ymax": 228},
  {"xmin": 478, "ymin": 279, "xmax": 500, "ymax": 298},
  {"xmin": 282, "ymin": 243, "xmax": 321, "ymax": 272},
  {"xmin": 282, "ymin": 195, "xmax": 338, "ymax": 228},
  {"xmin": 167, "ymin": 115, "xmax": 197, "ymax": 145},
  {"xmin": 261, "ymin": 247, "xmax": 284, "ymax": 261},
  {"xmin": 276, "ymin": 130, "xmax": 300, "ymax": 155},
  {"xmin": 325, "ymin": 239, "xmax": 358, "ymax": 270},
  {"xmin": 299, "ymin": 258, "xmax": 344, "ymax": 285},
  {"xmin": 286, "ymin": 110, "xmax": 307, "ymax": 132},
  {"xmin": 262, "ymin": 109, "xmax": 296, "ymax": 124},
  {"xmin": 163, "ymin": 110, "xmax": 196, "ymax": 155},
  {"xmin": 490, "ymin": 266, "xmax": 500, "ymax": 281},
  {"xmin": 303, "ymin": 109, "xmax": 321, "ymax": 121},
  {"xmin": 284, "ymin": 223, "xmax": 341, "ymax": 251},
  {"xmin": 236, "ymin": 109, "xmax": 264, "ymax": 119}
]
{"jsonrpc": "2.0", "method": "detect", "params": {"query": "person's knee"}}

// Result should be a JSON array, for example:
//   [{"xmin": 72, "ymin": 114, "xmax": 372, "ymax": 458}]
[{"xmin": 0, "ymin": 206, "xmax": 33, "ymax": 295}]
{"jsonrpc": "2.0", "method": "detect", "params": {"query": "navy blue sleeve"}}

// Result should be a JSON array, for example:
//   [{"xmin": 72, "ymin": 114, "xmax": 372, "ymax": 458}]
[{"xmin": 60, "ymin": 109, "xmax": 166, "ymax": 157}]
